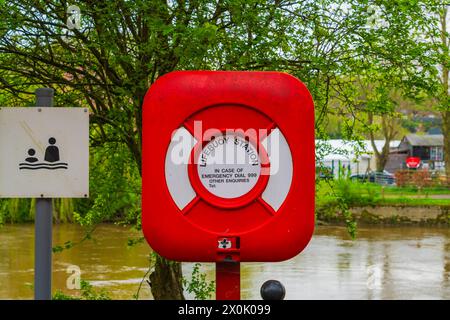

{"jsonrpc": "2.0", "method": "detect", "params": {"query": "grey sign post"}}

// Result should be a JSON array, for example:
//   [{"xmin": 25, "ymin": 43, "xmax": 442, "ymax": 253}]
[{"xmin": 34, "ymin": 88, "xmax": 54, "ymax": 300}]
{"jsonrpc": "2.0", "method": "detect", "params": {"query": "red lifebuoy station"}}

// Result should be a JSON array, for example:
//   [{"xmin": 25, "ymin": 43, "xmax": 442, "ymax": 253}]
[{"xmin": 142, "ymin": 71, "xmax": 315, "ymax": 299}]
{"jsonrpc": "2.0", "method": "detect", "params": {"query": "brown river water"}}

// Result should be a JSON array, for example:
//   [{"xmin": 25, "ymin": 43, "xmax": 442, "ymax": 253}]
[{"xmin": 0, "ymin": 224, "xmax": 449, "ymax": 299}]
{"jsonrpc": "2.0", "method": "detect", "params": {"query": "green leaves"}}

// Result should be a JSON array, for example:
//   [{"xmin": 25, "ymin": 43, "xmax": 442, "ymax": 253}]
[
  {"xmin": 52, "ymin": 241, "xmax": 74, "ymax": 253},
  {"xmin": 183, "ymin": 263, "xmax": 215, "ymax": 300},
  {"xmin": 52, "ymin": 280, "xmax": 111, "ymax": 300},
  {"xmin": 73, "ymin": 141, "xmax": 141, "ymax": 227}
]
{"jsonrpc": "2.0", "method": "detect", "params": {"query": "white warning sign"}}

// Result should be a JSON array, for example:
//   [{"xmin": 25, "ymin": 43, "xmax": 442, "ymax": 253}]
[
  {"xmin": 0, "ymin": 107, "xmax": 89, "ymax": 198},
  {"xmin": 197, "ymin": 135, "xmax": 261, "ymax": 199}
]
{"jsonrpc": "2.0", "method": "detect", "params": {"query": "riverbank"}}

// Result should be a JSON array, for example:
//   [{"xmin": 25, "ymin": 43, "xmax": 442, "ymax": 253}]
[
  {"xmin": 317, "ymin": 203, "xmax": 450, "ymax": 226},
  {"xmin": 316, "ymin": 180, "xmax": 450, "ymax": 226}
]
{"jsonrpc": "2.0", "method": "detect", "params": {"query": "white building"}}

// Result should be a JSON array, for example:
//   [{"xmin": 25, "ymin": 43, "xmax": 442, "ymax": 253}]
[{"xmin": 315, "ymin": 139, "xmax": 401, "ymax": 178}]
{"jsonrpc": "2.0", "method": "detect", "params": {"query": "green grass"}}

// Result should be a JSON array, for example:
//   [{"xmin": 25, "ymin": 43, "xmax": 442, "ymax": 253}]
[
  {"xmin": 374, "ymin": 197, "xmax": 450, "ymax": 207},
  {"xmin": 379, "ymin": 186, "xmax": 450, "ymax": 196}
]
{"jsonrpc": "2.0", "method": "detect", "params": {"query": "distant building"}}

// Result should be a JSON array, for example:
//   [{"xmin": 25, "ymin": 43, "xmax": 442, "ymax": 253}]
[
  {"xmin": 316, "ymin": 139, "xmax": 400, "ymax": 177},
  {"xmin": 386, "ymin": 134, "xmax": 445, "ymax": 172}
]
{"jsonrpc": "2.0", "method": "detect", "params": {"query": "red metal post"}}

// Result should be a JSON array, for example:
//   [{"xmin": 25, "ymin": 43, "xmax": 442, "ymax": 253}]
[{"xmin": 216, "ymin": 262, "xmax": 240, "ymax": 300}]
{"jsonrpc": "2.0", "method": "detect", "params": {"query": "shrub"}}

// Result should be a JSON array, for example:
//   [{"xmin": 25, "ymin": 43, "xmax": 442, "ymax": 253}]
[
  {"xmin": 183, "ymin": 263, "xmax": 215, "ymax": 300},
  {"xmin": 412, "ymin": 170, "xmax": 432, "ymax": 188},
  {"xmin": 52, "ymin": 280, "xmax": 111, "ymax": 300},
  {"xmin": 395, "ymin": 169, "xmax": 434, "ymax": 188}
]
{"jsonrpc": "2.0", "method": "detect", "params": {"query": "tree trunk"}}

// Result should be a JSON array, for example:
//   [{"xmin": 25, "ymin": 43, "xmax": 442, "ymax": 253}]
[
  {"xmin": 149, "ymin": 254, "xmax": 185, "ymax": 300},
  {"xmin": 375, "ymin": 149, "xmax": 389, "ymax": 172},
  {"xmin": 368, "ymin": 113, "xmax": 395, "ymax": 172},
  {"xmin": 375, "ymin": 131, "xmax": 392, "ymax": 172}
]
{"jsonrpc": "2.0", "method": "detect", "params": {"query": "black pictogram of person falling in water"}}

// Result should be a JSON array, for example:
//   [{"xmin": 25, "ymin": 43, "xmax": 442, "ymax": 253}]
[{"xmin": 19, "ymin": 137, "xmax": 68, "ymax": 170}]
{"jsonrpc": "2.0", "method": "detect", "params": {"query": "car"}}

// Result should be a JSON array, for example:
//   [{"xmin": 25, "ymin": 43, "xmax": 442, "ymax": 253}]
[{"xmin": 350, "ymin": 170, "xmax": 395, "ymax": 185}]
